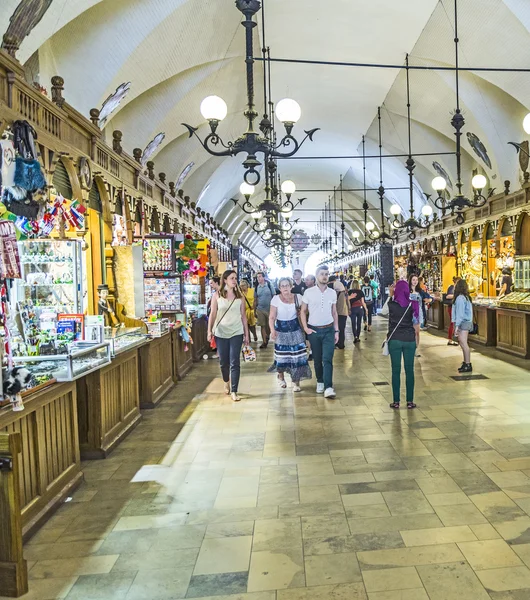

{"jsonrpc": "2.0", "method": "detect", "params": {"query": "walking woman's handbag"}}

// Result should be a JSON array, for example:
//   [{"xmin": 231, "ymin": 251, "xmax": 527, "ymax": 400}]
[{"xmin": 382, "ymin": 303, "xmax": 411, "ymax": 356}]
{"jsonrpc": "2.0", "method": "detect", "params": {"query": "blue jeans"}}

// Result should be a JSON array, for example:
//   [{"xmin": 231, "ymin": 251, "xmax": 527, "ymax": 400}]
[
  {"xmin": 350, "ymin": 307, "xmax": 363, "ymax": 338},
  {"xmin": 363, "ymin": 303, "xmax": 374, "ymax": 326},
  {"xmin": 308, "ymin": 326, "xmax": 335, "ymax": 388},
  {"xmin": 215, "ymin": 334, "xmax": 244, "ymax": 392}
]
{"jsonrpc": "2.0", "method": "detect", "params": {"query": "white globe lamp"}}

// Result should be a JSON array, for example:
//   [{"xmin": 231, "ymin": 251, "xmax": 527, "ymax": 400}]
[
  {"xmin": 352, "ymin": 231, "xmax": 360, "ymax": 238},
  {"xmin": 432, "ymin": 176, "xmax": 447, "ymax": 192},
  {"xmin": 421, "ymin": 205, "xmax": 433, "ymax": 217},
  {"xmin": 366, "ymin": 222, "xmax": 375, "ymax": 231},
  {"xmin": 523, "ymin": 113, "xmax": 530, "ymax": 135},
  {"xmin": 200, "ymin": 96, "xmax": 228, "ymax": 121},
  {"xmin": 390, "ymin": 204, "xmax": 402, "ymax": 216},
  {"xmin": 472, "ymin": 174, "xmax": 487, "ymax": 190},
  {"xmin": 276, "ymin": 99, "xmax": 301, "ymax": 124},
  {"xmin": 239, "ymin": 182, "xmax": 255, "ymax": 199},
  {"xmin": 281, "ymin": 180, "xmax": 296, "ymax": 196}
]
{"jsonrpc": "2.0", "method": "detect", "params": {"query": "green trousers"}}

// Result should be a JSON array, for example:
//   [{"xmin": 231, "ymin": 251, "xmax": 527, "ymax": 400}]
[{"xmin": 388, "ymin": 339, "xmax": 417, "ymax": 404}]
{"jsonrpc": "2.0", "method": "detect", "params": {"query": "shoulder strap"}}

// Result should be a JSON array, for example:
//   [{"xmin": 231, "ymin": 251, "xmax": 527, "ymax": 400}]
[
  {"xmin": 387, "ymin": 303, "xmax": 411, "ymax": 343},
  {"xmin": 244, "ymin": 295, "xmax": 252, "ymax": 310},
  {"xmin": 268, "ymin": 281, "xmax": 274, "ymax": 295}
]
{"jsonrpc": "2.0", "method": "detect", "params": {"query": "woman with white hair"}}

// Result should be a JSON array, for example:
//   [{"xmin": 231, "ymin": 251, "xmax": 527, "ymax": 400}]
[
  {"xmin": 268, "ymin": 277, "xmax": 312, "ymax": 391},
  {"xmin": 334, "ymin": 279, "xmax": 349, "ymax": 350}
]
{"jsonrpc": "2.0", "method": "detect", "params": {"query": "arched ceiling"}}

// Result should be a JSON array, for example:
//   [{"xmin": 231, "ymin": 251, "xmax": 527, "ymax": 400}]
[{"xmin": 2, "ymin": 0, "xmax": 530, "ymax": 261}]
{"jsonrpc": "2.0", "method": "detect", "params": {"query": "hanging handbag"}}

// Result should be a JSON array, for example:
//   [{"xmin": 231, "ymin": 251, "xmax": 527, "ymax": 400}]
[
  {"xmin": 242, "ymin": 344, "xmax": 256, "ymax": 362},
  {"xmin": 380, "ymin": 296, "xmax": 390, "ymax": 317},
  {"xmin": 382, "ymin": 303, "xmax": 411, "ymax": 356}
]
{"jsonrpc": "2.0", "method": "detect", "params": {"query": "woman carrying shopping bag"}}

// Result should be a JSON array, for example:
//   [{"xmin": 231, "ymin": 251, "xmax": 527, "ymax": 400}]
[
  {"xmin": 385, "ymin": 280, "xmax": 420, "ymax": 410},
  {"xmin": 207, "ymin": 270, "xmax": 249, "ymax": 402},
  {"xmin": 267, "ymin": 277, "xmax": 312, "ymax": 392}
]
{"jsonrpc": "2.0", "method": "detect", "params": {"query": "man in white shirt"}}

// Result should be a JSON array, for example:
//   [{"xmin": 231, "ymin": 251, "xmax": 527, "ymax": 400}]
[{"xmin": 300, "ymin": 265, "xmax": 339, "ymax": 399}]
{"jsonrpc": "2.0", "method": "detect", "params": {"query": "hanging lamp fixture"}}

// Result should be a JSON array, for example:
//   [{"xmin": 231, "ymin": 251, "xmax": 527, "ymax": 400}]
[
  {"xmin": 429, "ymin": 0, "xmax": 489, "ymax": 224},
  {"xmin": 352, "ymin": 136, "xmax": 379, "ymax": 248},
  {"xmin": 182, "ymin": 0, "xmax": 319, "ymax": 186},
  {"xmin": 390, "ymin": 59, "xmax": 435, "ymax": 239}
]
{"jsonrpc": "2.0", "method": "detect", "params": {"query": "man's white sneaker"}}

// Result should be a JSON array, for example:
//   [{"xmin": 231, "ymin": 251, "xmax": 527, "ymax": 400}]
[
  {"xmin": 316, "ymin": 383, "xmax": 325, "ymax": 394},
  {"xmin": 324, "ymin": 387, "xmax": 336, "ymax": 399},
  {"xmin": 293, "ymin": 384, "xmax": 301, "ymax": 392}
]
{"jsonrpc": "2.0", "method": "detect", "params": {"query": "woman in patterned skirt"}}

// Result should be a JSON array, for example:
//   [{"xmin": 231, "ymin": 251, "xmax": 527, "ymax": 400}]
[{"xmin": 267, "ymin": 277, "xmax": 312, "ymax": 392}]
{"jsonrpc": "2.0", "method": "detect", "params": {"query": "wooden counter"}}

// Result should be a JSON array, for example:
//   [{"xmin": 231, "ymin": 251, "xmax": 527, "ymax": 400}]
[
  {"xmin": 171, "ymin": 327, "xmax": 193, "ymax": 382},
  {"xmin": 0, "ymin": 382, "xmax": 82, "ymax": 539},
  {"xmin": 496, "ymin": 308, "xmax": 530, "ymax": 358},
  {"xmin": 472, "ymin": 305, "xmax": 497, "ymax": 347},
  {"xmin": 76, "ymin": 346, "xmax": 143, "ymax": 459},
  {"xmin": 138, "ymin": 333, "xmax": 175, "ymax": 409},
  {"xmin": 426, "ymin": 300, "xmax": 444, "ymax": 330},
  {"xmin": 192, "ymin": 318, "xmax": 209, "ymax": 362}
]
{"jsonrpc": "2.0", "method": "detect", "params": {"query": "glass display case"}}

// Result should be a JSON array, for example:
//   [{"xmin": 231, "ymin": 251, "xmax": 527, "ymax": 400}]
[
  {"xmin": 183, "ymin": 280, "xmax": 202, "ymax": 316},
  {"xmin": 105, "ymin": 327, "xmax": 148, "ymax": 356},
  {"xmin": 16, "ymin": 239, "xmax": 83, "ymax": 313},
  {"xmin": 142, "ymin": 236, "xmax": 175, "ymax": 272},
  {"xmin": 514, "ymin": 256, "xmax": 530, "ymax": 291},
  {"xmin": 473, "ymin": 296, "xmax": 500, "ymax": 308},
  {"xmin": 499, "ymin": 291, "xmax": 530, "ymax": 310},
  {"xmin": 13, "ymin": 342, "xmax": 111, "ymax": 382}
]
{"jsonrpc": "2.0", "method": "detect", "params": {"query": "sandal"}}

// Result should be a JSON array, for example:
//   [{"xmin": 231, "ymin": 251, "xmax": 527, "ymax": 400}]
[
  {"xmin": 277, "ymin": 375, "xmax": 287, "ymax": 389},
  {"xmin": 407, "ymin": 402, "xmax": 417, "ymax": 409},
  {"xmin": 389, "ymin": 402, "xmax": 400, "ymax": 409},
  {"xmin": 224, "ymin": 382, "xmax": 230, "ymax": 395},
  {"xmin": 231, "ymin": 392, "xmax": 240, "ymax": 402}
]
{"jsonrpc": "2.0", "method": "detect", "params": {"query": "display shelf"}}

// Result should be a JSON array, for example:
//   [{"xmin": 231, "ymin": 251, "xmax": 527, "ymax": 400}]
[
  {"xmin": 105, "ymin": 327, "xmax": 148, "ymax": 356},
  {"xmin": 144, "ymin": 276, "xmax": 181, "ymax": 312}
]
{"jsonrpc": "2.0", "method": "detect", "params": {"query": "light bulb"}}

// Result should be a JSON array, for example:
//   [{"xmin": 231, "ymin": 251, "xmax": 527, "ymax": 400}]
[
  {"xmin": 372, "ymin": 231, "xmax": 380, "ymax": 238},
  {"xmin": 390, "ymin": 204, "xmax": 402, "ymax": 216},
  {"xmin": 239, "ymin": 182, "xmax": 255, "ymax": 197},
  {"xmin": 432, "ymin": 176, "xmax": 447, "ymax": 191},
  {"xmin": 352, "ymin": 231, "xmax": 360, "ymax": 238},
  {"xmin": 348, "ymin": 244, "xmax": 353, "ymax": 251},
  {"xmin": 421, "ymin": 205, "xmax": 433, "ymax": 217},
  {"xmin": 276, "ymin": 98, "xmax": 301, "ymax": 124},
  {"xmin": 281, "ymin": 180, "xmax": 296, "ymax": 195},
  {"xmin": 524, "ymin": 113, "xmax": 530, "ymax": 135},
  {"xmin": 472, "ymin": 174, "xmax": 487, "ymax": 190},
  {"xmin": 200, "ymin": 95, "xmax": 227, "ymax": 121},
  {"xmin": 366, "ymin": 222, "xmax": 375, "ymax": 231}
]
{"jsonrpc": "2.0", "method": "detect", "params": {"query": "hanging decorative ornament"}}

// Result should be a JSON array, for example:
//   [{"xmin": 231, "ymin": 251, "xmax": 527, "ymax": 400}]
[
  {"xmin": 311, "ymin": 233, "xmax": 321, "ymax": 245},
  {"xmin": 290, "ymin": 229, "xmax": 310, "ymax": 252}
]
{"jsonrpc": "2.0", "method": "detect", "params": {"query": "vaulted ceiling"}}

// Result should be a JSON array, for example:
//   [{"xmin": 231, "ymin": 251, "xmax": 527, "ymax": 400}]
[{"xmin": 2, "ymin": 0, "xmax": 530, "ymax": 262}]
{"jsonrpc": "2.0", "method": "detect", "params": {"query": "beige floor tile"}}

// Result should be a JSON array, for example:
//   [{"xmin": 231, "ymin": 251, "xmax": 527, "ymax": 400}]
[
  {"xmin": 469, "ymin": 523, "xmax": 501, "ymax": 541},
  {"xmin": 488, "ymin": 471, "xmax": 530, "ymax": 488},
  {"xmin": 23, "ymin": 540, "xmax": 104, "ymax": 561},
  {"xmin": 302, "ymin": 514, "xmax": 350, "ymax": 539},
  {"xmin": 304, "ymin": 552, "xmax": 362, "ymax": 586},
  {"xmin": 476, "ymin": 565, "xmax": 530, "ymax": 591},
  {"xmin": 205, "ymin": 521, "xmax": 255, "ymax": 538},
  {"xmin": 400, "ymin": 525, "xmax": 477, "ymax": 547},
  {"xmin": 214, "ymin": 496, "xmax": 257, "ymax": 509},
  {"xmin": 217, "ymin": 476, "xmax": 259, "ymax": 498},
  {"xmin": 248, "ymin": 548, "xmax": 305, "ymax": 591},
  {"xmin": 277, "ymin": 582, "xmax": 367, "ymax": 600},
  {"xmin": 258, "ymin": 483, "xmax": 300, "ymax": 506},
  {"xmin": 28, "ymin": 555, "xmax": 118, "ymax": 579},
  {"xmin": 491, "ymin": 517, "xmax": 530, "ymax": 543},
  {"xmin": 366, "ymin": 590, "xmax": 429, "ymax": 600},
  {"xmin": 457, "ymin": 539, "xmax": 523, "ymax": 570},
  {"xmin": 513, "ymin": 543, "xmax": 530, "ymax": 568},
  {"xmin": 125, "ymin": 566, "xmax": 193, "ymax": 600},
  {"xmin": 112, "ymin": 513, "xmax": 187, "ymax": 531},
  {"xmin": 253, "ymin": 518, "xmax": 302, "ymax": 552},
  {"xmin": 341, "ymin": 492, "xmax": 385, "ymax": 507},
  {"xmin": 112, "ymin": 547, "xmax": 199, "ymax": 571},
  {"xmin": 0, "ymin": 577, "xmax": 78, "ymax": 600},
  {"xmin": 434, "ymin": 453, "xmax": 479, "ymax": 472},
  {"xmin": 299, "ymin": 485, "xmax": 341, "ymax": 504},
  {"xmin": 417, "ymin": 562, "xmax": 490, "ymax": 600},
  {"xmin": 382, "ymin": 491, "xmax": 434, "ymax": 516},
  {"xmin": 362, "ymin": 566, "xmax": 422, "ymax": 592},
  {"xmin": 346, "ymin": 505, "xmax": 391, "ymax": 519},
  {"xmin": 469, "ymin": 491, "xmax": 525, "ymax": 521},
  {"xmin": 433, "ymin": 503, "xmax": 488, "ymax": 527},
  {"xmin": 425, "ymin": 492, "xmax": 471, "ymax": 507},
  {"xmin": 348, "ymin": 514, "xmax": 443, "ymax": 535},
  {"xmin": 194, "ymin": 535, "xmax": 252, "ymax": 575},
  {"xmin": 358, "ymin": 544, "xmax": 464, "ymax": 568},
  {"xmin": 415, "ymin": 477, "xmax": 462, "ymax": 495}
]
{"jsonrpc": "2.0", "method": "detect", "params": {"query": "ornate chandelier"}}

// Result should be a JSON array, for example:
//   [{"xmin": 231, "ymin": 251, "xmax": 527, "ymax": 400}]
[{"xmin": 182, "ymin": 0, "xmax": 318, "ymax": 186}]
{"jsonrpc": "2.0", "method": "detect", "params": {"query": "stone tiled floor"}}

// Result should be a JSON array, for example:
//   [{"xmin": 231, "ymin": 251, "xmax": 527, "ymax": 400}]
[{"xmin": 7, "ymin": 318, "xmax": 530, "ymax": 599}]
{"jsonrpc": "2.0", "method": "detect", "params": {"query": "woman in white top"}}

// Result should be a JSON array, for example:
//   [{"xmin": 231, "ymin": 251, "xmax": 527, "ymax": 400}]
[
  {"xmin": 207, "ymin": 270, "xmax": 249, "ymax": 402},
  {"xmin": 268, "ymin": 277, "xmax": 312, "ymax": 392}
]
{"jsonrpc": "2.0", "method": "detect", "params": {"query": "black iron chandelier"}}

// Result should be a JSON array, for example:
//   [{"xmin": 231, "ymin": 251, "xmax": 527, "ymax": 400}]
[
  {"xmin": 389, "ymin": 59, "xmax": 435, "ymax": 239},
  {"xmin": 429, "ymin": 0, "xmax": 490, "ymax": 224},
  {"xmin": 352, "ymin": 137, "xmax": 379, "ymax": 249},
  {"xmin": 182, "ymin": 0, "xmax": 318, "ymax": 186}
]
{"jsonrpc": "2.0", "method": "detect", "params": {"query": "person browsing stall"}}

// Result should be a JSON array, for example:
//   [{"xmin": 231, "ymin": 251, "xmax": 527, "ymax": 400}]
[{"xmin": 300, "ymin": 265, "xmax": 339, "ymax": 399}]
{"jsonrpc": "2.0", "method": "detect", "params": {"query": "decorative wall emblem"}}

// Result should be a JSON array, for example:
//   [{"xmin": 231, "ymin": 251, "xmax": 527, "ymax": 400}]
[
  {"xmin": 176, "ymin": 162, "xmax": 194, "ymax": 189},
  {"xmin": 1, "ymin": 0, "xmax": 53, "ymax": 56},
  {"xmin": 432, "ymin": 161, "xmax": 453, "ymax": 189},
  {"xmin": 99, "ymin": 83, "xmax": 131, "ymax": 125},
  {"xmin": 467, "ymin": 132, "xmax": 492, "ymax": 169},
  {"xmin": 141, "ymin": 133, "xmax": 165, "ymax": 166}
]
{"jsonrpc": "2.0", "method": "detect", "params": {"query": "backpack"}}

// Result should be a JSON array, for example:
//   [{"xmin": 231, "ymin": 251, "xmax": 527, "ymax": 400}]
[
  {"xmin": 255, "ymin": 281, "xmax": 275, "ymax": 297},
  {"xmin": 362, "ymin": 284, "xmax": 373, "ymax": 303}
]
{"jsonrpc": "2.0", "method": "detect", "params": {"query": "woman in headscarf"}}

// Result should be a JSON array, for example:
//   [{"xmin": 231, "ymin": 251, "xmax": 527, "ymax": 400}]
[
  {"xmin": 386, "ymin": 280, "xmax": 420, "ymax": 409},
  {"xmin": 333, "ymin": 279, "xmax": 349, "ymax": 349}
]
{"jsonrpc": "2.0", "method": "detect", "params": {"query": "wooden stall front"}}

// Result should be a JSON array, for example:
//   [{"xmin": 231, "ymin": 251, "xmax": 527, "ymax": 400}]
[
  {"xmin": 76, "ymin": 347, "xmax": 144, "ymax": 459},
  {"xmin": 171, "ymin": 326, "xmax": 194, "ymax": 382},
  {"xmin": 472, "ymin": 304, "xmax": 497, "ymax": 346},
  {"xmin": 496, "ymin": 308, "xmax": 530, "ymax": 358},
  {"xmin": 426, "ymin": 300, "xmax": 444, "ymax": 330},
  {"xmin": 191, "ymin": 318, "xmax": 209, "ymax": 362},
  {"xmin": 0, "ymin": 383, "xmax": 82, "ymax": 540},
  {"xmin": 138, "ymin": 333, "xmax": 175, "ymax": 408}
]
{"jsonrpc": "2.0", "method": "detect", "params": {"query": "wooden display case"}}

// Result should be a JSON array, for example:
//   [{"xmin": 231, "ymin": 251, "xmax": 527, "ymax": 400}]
[
  {"xmin": 171, "ymin": 326, "xmax": 193, "ymax": 382},
  {"xmin": 472, "ymin": 305, "xmax": 497, "ymax": 346},
  {"xmin": 0, "ymin": 382, "xmax": 82, "ymax": 539},
  {"xmin": 138, "ymin": 333, "xmax": 175, "ymax": 408},
  {"xmin": 496, "ymin": 308, "xmax": 530, "ymax": 358},
  {"xmin": 76, "ymin": 347, "xmax": 143, "ymax": 459},
  {"xmin": 426, "ymin": 300, "xmax": 444, "ymax": 330}
]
